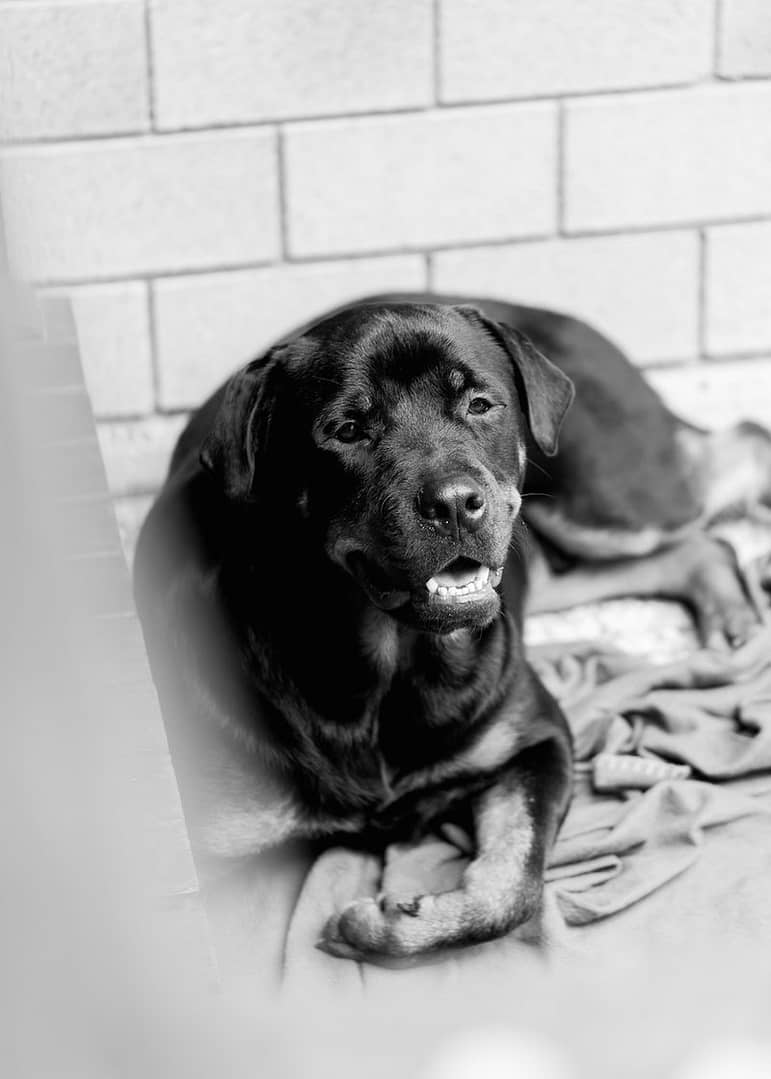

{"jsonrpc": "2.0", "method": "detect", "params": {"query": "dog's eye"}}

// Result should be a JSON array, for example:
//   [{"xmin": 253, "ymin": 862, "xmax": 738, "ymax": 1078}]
[
  {"xmin": 334, "ymin": 420, "xmax": 366, "ymax": 444},
  {"xmin": 468, "ymin": 396, "xmax": 494, "ymax": 416}
]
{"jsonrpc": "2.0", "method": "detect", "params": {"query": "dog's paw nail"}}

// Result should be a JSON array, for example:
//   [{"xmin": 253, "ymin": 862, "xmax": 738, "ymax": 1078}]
[
  {"xmin": 316, "ymin": 934, "xmax": 338, "ymax": 955},
  {"xmin": 318, "ymin": 913, "xmax": 348, "ymax": 947},
  {"xmin": 376, "ymin": 893, "xmax": 423, "ymax": 917},
  {"xmin": 317, "ymin": 915, "xmax": 364, "ymax": 960},
  {"xmin": 317, "ymin": 937, "xmax": 361, "ymax": 960}
]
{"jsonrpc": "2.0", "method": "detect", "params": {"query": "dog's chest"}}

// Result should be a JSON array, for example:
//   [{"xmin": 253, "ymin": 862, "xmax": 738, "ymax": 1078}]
[
  {"xmin": 321, "ymin": 676, "xmax": 478, "ymax": 816},
  {"xmin": 375, "ymin": 684, "xmax": 466, "ymax": 777},
  {"xmin": 298, "ymin": 622, "xmax": 509, "ymax": 821}
]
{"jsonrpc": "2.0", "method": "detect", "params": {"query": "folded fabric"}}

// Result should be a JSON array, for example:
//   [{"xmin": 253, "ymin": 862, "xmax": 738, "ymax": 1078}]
[
  {"xmin": 591, "ymin": 753, "xmax": 691, "ymax": 791},
  {"xmin": 528, "ymin": 624, "xmax": 771, "ymax": 920}
]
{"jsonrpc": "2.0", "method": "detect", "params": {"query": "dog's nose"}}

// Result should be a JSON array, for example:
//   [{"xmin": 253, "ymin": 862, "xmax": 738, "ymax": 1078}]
[{"xmin": 417, "ymin": 476, "xmax": 487, "ymax": 536}]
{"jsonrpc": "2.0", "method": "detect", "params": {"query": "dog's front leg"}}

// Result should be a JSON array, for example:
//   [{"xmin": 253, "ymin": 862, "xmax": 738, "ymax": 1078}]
[{"xmin": 320, "ymin": 737, "xmax": 572, "ymax": 961}]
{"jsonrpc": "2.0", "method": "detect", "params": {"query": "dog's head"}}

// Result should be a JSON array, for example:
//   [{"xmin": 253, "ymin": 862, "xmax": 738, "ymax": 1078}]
[{"xmin": 201, "ymin": 303, "xmax": 573, "ymax": 633}]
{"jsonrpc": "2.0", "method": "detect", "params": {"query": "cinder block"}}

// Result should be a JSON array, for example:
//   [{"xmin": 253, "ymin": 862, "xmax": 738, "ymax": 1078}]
[
  {"xmin": 97, "ymin": 415, "xmax": 188, "ymax": 496},
  {"xmin": 44, "ymin": 282, "xmax": 154, "ymax": 417},
  {"xmin": 565, "ymin": 85, "xmax": 771, "ymax": 232},
  {"xmin": 432, "ymin": 231, "xmax": 700, "ymax": 364},
  {"xmin": 706, "ymin": 221, "xmax": 771, "ymax": 357},
  {"xmin": 0, "ymin": 0, "xmax": 148, "ymax": 140},
  {"xmin": 440, "ymin": 0, "xmax": 712, "ymax": 103},
  {"xmin": 151, "ymin": 0, "xmax": 432, "ymax": 128},
  {"xmin": 1, "ymin": 131, "xmax": 280, "ymax": 283},
  {"xmin": 719, "ymin": 0, "xmax": 771, "ymax": 78},
  {"xmin": 154, "ymin": 255, "xmax": 427, "ymax": 409},
  {"xmin": 285, "ymin": 104, "xmax": 557, "ymax": 257},
  {"xmin": 649, "ymin": 359, "xmax": 771, "ymax": 429}
]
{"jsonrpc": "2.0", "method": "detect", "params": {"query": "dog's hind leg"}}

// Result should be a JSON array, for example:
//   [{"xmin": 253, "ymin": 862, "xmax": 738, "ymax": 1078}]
[{"xmin": 525, "ymin": 532, "xmax": 765, "ymax": 649}]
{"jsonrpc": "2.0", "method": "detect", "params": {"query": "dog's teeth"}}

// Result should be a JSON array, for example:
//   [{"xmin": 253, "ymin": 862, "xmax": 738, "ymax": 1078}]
[{"xmin": 427, "ymin": 565, "xmax": 498, "ymax": 600}]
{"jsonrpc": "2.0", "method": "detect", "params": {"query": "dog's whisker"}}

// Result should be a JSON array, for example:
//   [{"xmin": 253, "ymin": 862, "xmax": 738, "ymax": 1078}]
[{"xmin": 523, "ymin": 455, "xmax": 552, "ymax": 480}]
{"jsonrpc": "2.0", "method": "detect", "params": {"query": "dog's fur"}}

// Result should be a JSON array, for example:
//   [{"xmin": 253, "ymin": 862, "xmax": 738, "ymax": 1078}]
[{"xmin": 134, "ymin": 294, "xmax": 769, "ymax": 960}]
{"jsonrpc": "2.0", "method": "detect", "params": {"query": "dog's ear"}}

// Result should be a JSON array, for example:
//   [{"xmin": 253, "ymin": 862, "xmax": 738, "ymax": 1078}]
[
  {"xmin": 200, "ymin": 347, "xmax": 285, "ymax": 501},
  {"xmin": 455, "ymin": 305, "xmax": 575, "ymax": 457},
  {"xmin": 499, "ymin": 322, "xmax": 575, "ymax": 457}
]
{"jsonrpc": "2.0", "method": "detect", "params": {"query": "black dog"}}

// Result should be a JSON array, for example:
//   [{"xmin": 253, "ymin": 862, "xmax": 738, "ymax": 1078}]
[{"xmin": 134, "ymin": 295, "xmax": 767, "ymax": 960}]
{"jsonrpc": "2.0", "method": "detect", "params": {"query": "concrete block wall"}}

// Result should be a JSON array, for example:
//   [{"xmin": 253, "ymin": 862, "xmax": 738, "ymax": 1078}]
[{"xmin": 1, "ymin": 0, "xmax": 770, "ymax": 558}]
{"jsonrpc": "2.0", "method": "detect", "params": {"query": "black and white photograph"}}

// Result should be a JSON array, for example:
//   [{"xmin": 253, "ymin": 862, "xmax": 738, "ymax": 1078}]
[{"xmin": 2, "ymin": 3, "xmax": 771, "ymax": 1077}]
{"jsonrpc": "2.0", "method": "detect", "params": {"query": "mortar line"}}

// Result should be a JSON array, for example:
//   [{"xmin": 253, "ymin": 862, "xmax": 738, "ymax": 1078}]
[
  {"xmin": 143, "ymin": 0, "xmax": 157, "ymax": 130},
  {"xmin": 145, "ymin": 278, "xmax": 163, "ymax": 411},
  {"xmin": 697, "ymin": 228, "xmax": 708, "ymax": 361},
  {"xmin": 556, "ymin": 100, "xmax": 566, "ymax": 235},
  {"xmin": 425, "ymin": 251, "xmax": 434, "ymax": 291},
  {"xmin": 7, "ymin": 79, "xmax": 757, "ymax": 152},
  {"xmin": 26, "ymin": 212, "xmax": 771, "ymax": 291},
  {"xmin": 276, "ymin": 126, "xmax": 290, "ymax": 261},
  {"xmin": 713, "ymin": 0, "xmax": 724, "ymax": 78},
  {"xmin": 432, "ymin": 0, "xmax": 442, "ymax": 105}
]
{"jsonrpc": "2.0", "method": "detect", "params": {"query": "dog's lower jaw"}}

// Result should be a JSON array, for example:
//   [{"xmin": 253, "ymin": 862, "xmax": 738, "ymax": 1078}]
[
  {"xmin": 397, "ymin": 588, "xmax": 502, "ymax": 635},
  {"xmin": 343, "ymin": 554, "xmax": 504, "ymax": 633}
]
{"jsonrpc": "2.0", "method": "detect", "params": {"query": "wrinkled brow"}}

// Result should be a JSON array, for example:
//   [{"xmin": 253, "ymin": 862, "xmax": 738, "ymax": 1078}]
[
  {"xmin": 316, "ymin": 392, "xmax": 374, "ymax": 430},
  {"xmin": 337, "ymin": 392, "xmax": 373, "ymax": 415},
  {"xmin": 446, "ymin": 364, "xmax": 487, "ymax": 393}
]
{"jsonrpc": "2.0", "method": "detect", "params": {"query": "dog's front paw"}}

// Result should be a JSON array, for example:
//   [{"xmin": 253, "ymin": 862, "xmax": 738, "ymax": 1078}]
[{"xmin": 318, "ymin": 894, "xmax": 427, "ymax": 961}]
